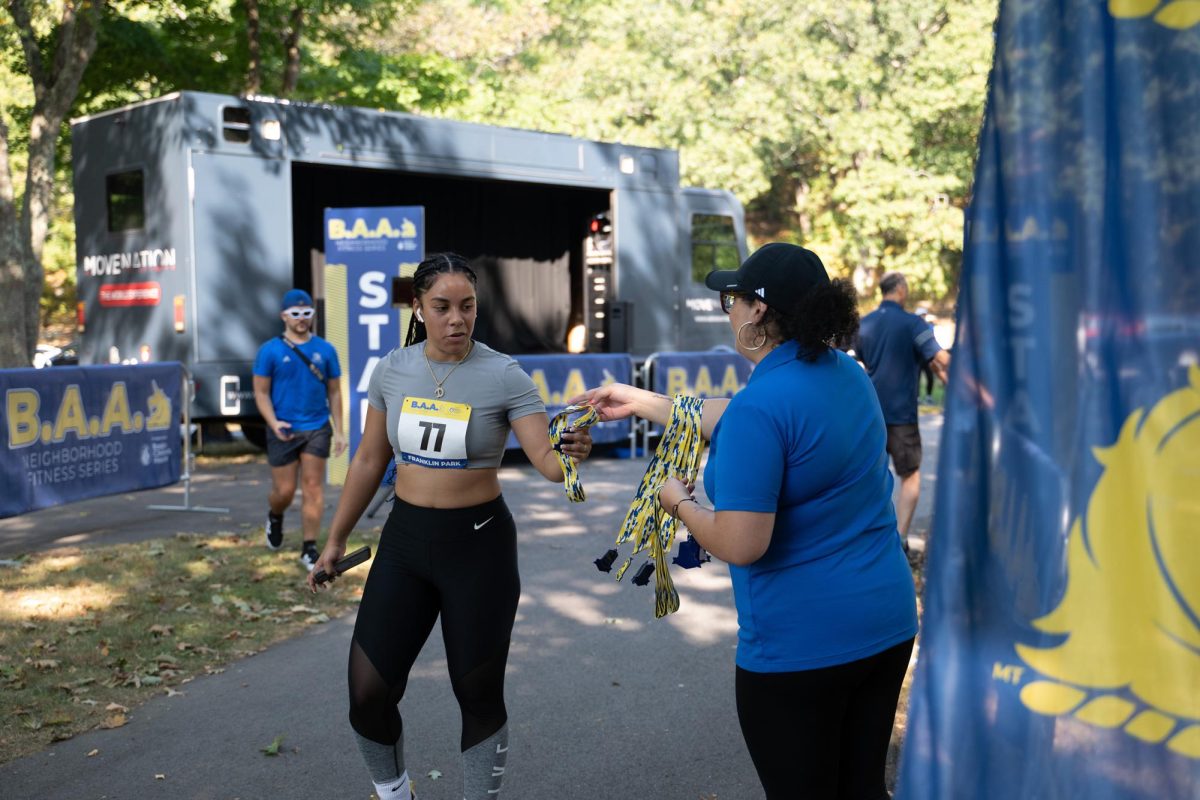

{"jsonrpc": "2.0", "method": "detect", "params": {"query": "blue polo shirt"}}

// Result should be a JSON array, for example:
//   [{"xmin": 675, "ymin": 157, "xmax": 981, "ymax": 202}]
[
  {"xmin": 856, "ymin": 300, "xmax": 942, "ymax": 425},
  {"xmin": 253, "ymin": 336, "xmax": 341, "ymax": 431},
  {"xmin": 703, "ymin": 341, "xmax": 917, "ymax": 672}
]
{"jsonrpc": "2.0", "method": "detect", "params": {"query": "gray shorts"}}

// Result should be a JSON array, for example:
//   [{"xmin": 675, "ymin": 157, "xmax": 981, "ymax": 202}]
[{"xmin": 267, "ymin": 423, "xmax": 332, "ymax": 467}]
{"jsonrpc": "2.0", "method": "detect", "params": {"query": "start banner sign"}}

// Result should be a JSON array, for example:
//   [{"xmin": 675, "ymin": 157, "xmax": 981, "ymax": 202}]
[{"xmin": 1, "ymin": 363, "xmax": 182, "ymax": 518}]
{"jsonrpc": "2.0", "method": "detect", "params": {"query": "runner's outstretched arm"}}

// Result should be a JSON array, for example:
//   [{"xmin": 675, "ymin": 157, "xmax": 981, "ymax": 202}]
[
  {"xmin": 510, "ymin": 412, "xmax": 592, "ymax": 482},
  {"xmin": 569, "ymin": 383, "xmax": 729, "ymax": 440}
]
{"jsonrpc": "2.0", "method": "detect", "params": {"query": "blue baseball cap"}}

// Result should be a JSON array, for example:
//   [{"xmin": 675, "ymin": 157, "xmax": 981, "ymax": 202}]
[{"xmin": 281, "ymin": 289, "xmax": 313, "ymax": 310}]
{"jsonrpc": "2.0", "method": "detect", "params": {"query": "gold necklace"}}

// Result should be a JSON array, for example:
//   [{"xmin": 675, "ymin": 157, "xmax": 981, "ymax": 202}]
[{"xmin": 424, "ymin": 340, "xmax": 473, "ymax": 398}]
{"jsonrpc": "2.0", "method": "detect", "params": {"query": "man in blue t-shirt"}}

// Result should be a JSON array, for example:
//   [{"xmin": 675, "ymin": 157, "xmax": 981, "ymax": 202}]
[
  {"xmin": 855, "ymin": 272, "xmax": 950, "ymax": 550},
  {"xmin": 253, "ymin": 289, "xmax": 346, "ymax": 570}
]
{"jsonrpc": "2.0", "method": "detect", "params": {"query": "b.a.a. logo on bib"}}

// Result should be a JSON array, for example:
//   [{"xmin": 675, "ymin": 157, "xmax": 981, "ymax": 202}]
[
  {"xmin": 397, "ymin": 396, "xmax": 472, "ymax": 469},
  {"xmin": 1012, "ymin": 366, "xmax": 1200, "ymax": 759}
]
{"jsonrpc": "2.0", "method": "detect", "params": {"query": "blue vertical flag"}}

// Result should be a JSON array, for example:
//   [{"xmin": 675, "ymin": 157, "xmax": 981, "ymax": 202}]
[
  {"xmin": 323, "ymin": 206, "xmax": 424, "ymax": 461},
  {"xmin": 898, "ymin": 2, "xmax": 1200, "ymax": 798}
]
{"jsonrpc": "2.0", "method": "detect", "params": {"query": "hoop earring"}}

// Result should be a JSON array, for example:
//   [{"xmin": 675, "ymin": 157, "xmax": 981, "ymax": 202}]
[{"xmin": 737, "ymin": 321, "xmax": 767, "ymax": 351}]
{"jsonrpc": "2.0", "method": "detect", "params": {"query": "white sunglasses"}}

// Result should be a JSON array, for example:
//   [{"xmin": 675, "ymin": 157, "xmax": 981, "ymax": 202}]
[{"xmin": 284, "ymin": 307, "xmax": 315, "ymax": 319}]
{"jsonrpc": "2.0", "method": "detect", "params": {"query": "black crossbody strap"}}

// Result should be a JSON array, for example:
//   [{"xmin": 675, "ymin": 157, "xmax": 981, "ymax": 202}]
[{"xmin": 278, "ymin": 336, "xmax": 327, "ymax": 384}]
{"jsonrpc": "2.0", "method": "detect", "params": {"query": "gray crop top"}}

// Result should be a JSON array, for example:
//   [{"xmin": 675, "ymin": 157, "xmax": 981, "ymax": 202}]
[{"xmin": 366, "ymin": 341, "xmax": 545, "ymax": 469}]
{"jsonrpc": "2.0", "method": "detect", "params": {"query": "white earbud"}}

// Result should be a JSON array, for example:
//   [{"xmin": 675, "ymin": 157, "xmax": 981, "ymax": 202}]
[{"xmin": 415, "ymin": 310, "xmax": 424, "ymax": 323}]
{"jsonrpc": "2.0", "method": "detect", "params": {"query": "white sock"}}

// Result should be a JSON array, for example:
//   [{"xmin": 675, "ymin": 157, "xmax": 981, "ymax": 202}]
[{"xmin": 374, "ymin": 770, "xmax": 411, "ymax": 798}]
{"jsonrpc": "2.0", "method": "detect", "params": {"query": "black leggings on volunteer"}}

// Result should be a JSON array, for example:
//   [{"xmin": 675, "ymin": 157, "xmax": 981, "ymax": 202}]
[
  {"xmin": 735, "ymin": 637, "xmax": 916, "ymax": 800},
  {"xmin": 348, "ymin": 494, "xmax": 520, "ymax": 752}
]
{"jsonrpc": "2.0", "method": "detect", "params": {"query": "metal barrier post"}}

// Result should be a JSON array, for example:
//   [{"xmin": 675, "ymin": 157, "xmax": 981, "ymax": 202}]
[
  {"xmin": 636, "ymin": 353, "xmax": 661, "ymax": 458},
  {"xmin": 147, "ymin": 369, "xmax": 229, "ymax": 514}
]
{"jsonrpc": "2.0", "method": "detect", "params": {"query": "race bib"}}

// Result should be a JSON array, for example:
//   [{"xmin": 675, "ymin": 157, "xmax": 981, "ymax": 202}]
[{"xmin": 397, "ymin": 397, "xmax": 472, "ymax": 469}]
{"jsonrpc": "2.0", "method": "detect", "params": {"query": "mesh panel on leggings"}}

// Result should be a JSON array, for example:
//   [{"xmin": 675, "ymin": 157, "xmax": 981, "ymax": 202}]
[
  {"xmin": 450, "ymin": 645, "xmax": 511, "ymax": 751},
  {"xmin": 348, "ymin": 638, "xmax": 407, "ymax": 747}
]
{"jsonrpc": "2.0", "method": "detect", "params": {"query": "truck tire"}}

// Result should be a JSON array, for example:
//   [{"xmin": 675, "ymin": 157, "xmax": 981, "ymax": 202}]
[{"xmin": 240, "ymin": 420, "xmax": 268, "ymax": 450}]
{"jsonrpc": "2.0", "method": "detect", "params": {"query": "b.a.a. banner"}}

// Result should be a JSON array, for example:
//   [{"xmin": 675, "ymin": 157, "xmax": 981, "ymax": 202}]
[
  {"xmin": 897, "ymin": 2, "xmax": 1200, "ymax": 798},
  {"xmin": 1, "ymin": 364, "xmax": 182, "ymax": 518},
  {"xmin": 322, "ymin": 205, "xmax": 424, "ymax": 485}
]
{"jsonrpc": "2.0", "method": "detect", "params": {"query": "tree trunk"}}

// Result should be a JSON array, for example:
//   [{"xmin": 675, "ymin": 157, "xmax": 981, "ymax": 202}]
[
  {"xmin": 0, "ymin": 117, "xmax": 28, "ymax": 367},
  {"xmin": 281, "ymin": 5, "xmax": 304, "ymax": 96},
  {"xmin": 244, "ymin": 0, "xmax": 261, "ymax": 94},
  {"xmin": 0, "ymin": 0, "xmax": 103, "ymax": 367}
]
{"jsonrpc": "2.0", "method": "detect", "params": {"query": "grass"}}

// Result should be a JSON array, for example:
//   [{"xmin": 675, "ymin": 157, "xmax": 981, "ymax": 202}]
[
  {"xmin": 886, "ymin": 549, "xmax": 926, "ymax": 791},
  {"xmin": 918, "ymin": 379, "xmax": 947, "ymax": 415},
  {"xmin": 0, "ymin": 527, "xmax": 379, "ymax": 765}
]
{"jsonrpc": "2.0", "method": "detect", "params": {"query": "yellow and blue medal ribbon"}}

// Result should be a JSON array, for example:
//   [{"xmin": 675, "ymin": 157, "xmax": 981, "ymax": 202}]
[
  {"xmin": 611, "ymin": 395, "xmax": 705, "ymax": 618},
  {"xmin": 548, "ymin": 404, "xmax": 600, "ymax": 502}
]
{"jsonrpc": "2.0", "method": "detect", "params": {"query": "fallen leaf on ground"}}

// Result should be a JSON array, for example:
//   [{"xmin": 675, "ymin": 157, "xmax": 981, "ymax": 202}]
[
  {"xmin": 155, "ymin": 773, "xmax": 165, "ymax": 780},
  {"xmin": 105, "ymin": 703, "xmax": 129, "ymax": 713},
  {"xmin": 87, "ymin": 749, "xmax": 99, "ymax": 757},
  {"xmin": 100, "ymin": 713, "xmax": 127, "ymax": 729},
  {"xmin": 427, "ymin": 769, "xmax": 442, "ymax": 780},
  {"xmin": 261, "ymin": 734, "xmax": 285, "ymax": 756}
]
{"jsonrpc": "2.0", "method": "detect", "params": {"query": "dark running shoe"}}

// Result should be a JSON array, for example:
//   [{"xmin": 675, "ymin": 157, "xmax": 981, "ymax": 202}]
[
  {"xmin": 299, "ymin": 542, "xmax": 320, "ymax": 572},
  {"xmin": 265, "ymin": 512, "xmax": 284, "ymax": 550}
]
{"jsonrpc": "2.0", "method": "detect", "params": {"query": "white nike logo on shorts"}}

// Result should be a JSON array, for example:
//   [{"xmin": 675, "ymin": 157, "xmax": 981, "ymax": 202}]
[{"xmin": 474, "ymin": 516, "xmax": 494, "ymax": 530}]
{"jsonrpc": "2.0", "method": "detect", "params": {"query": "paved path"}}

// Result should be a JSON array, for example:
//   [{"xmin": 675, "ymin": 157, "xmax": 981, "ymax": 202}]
[
  {"xmin": 0, "ymin": 458, "xmax": 295, "ymax": 559},
  {"xmin": 0, "ymin": 414, "xmax": 943, "ymax": 799}
]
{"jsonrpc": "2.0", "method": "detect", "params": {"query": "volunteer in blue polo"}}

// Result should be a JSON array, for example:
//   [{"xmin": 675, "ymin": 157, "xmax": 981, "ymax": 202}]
[
  {"xmin": 253, "ymin": 288, "xmax": 347, "ymax": 570},
  {"xmin": 575, "ymin": 243, "xmax": 917, "ymax": 800},
  {"xmin": 855, "ymin": 272, "xmax": 950, "ymax": 552}
]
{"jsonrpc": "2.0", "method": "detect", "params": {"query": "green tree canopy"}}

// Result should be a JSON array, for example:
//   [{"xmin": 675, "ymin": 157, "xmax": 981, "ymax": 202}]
[{"xmin": 416, "ymin": 0, "xmax": 996, "ymax": 304}]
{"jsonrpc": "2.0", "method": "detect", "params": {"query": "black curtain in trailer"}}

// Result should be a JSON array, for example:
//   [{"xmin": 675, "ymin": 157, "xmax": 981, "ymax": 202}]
[{"xmin": 291, "ymin": 163, "xmax": 611, "ymax": 355}]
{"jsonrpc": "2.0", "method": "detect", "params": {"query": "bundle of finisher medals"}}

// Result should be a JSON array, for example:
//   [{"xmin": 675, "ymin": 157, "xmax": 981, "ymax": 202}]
[{"xmin": 552, "ymin": 397, "xmax": 711, "ymax": 618}]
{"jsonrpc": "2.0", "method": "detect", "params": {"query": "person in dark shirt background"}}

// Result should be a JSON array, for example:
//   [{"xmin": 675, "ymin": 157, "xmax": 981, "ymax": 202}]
[{"xmin": 855, "ymin": 272, "xmax": 950, "ymax": 551}]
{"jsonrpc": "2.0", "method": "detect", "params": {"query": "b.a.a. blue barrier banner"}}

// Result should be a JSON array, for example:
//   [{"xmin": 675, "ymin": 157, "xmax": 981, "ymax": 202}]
[
  {"xmin": 507, "ymin": 354, "xmax": 633, "ymax": 447},
  {"xmin": 1, "ymin": 363, "xmax": 183, "ymax": 518},
  {"xmin": 898, "ymin": 3, "xmax": 1200, "ymax": 799},
  {"xmin": 649, "ymin": 350, "xmax": 751, "ymax": 398}
]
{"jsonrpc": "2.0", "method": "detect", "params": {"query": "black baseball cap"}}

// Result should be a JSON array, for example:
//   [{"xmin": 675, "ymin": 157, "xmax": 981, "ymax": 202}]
[{"xmin": 705, "ymin": 243, "xmax": 830, "ymax": 315}]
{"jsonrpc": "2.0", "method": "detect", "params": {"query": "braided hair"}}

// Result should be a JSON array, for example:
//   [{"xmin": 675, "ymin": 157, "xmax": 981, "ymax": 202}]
[{"xmin": 403, "ymin": 252, "xmax": 478, "ymax": 346}]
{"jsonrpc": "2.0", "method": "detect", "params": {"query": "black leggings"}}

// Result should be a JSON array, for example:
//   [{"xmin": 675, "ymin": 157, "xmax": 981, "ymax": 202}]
[
  {"xmin": 735, "ymin": 637, "xmax": 915, "ymax": 800},
  {"xmin": 348, "ymin": 495, "xmax": 520, "ymax": 752}
]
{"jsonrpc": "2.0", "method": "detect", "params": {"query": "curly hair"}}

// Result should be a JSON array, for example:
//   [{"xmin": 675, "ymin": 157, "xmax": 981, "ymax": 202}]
[
  {"xmin": 759, "ymin": 278, "xmax": 859, "ymax": 362},
  {"xmin": 403, "ymin": 252, "xmax": 477, "ymax": 346}
]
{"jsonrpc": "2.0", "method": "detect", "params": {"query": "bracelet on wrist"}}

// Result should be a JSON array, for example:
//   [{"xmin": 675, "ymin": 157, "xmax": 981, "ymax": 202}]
[{"xmin": 672, "ymin": 497, "xmax": 699, "ymax": 519}]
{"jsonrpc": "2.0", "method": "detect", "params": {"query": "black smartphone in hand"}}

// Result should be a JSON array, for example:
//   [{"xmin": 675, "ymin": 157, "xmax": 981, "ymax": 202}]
[{"xmin": 313, "ymin": 546, "xmax": 371, "ymax": 585}]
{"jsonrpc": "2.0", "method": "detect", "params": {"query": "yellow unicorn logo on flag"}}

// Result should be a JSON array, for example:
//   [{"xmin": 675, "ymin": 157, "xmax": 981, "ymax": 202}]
[
  {"xmin": 1111, "ymin": 0, "xmax": 1200, "ymax": 28},
  {"xmin": 1014, "ymin": 366, "xmax": 1200, "ymax": 758}
]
